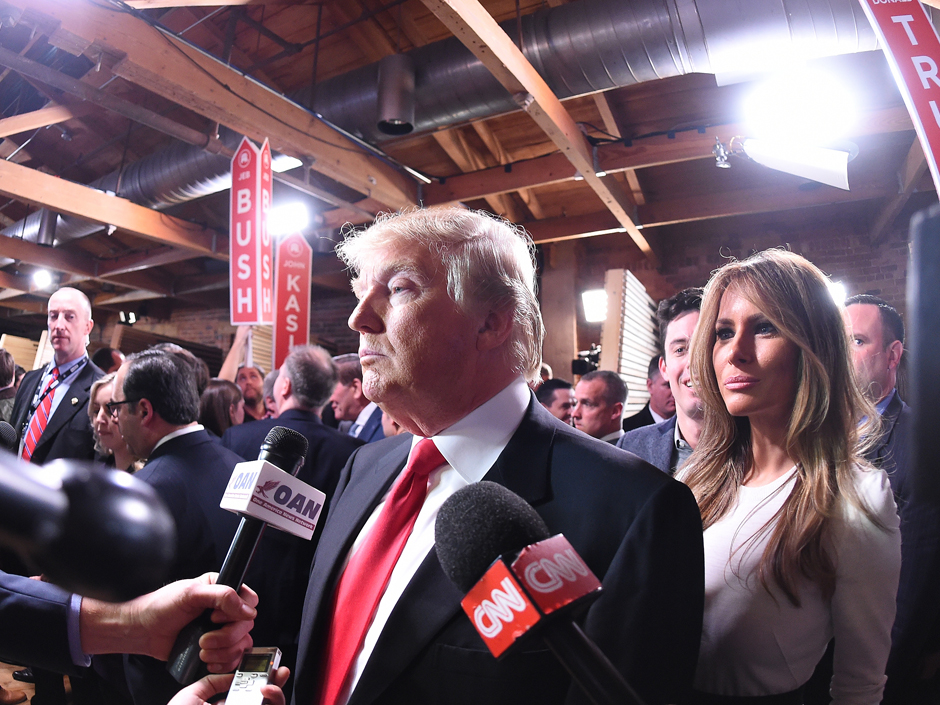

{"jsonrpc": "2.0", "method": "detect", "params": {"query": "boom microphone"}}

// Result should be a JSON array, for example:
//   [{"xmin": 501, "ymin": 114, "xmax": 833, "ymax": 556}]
[
  {"xmin": 435, "ymin": 482, "xmax": 645, "ymax": 705},
  {"xmin": 167, "ymin": 426, "xmax": 313, "ymax": 684},
  {"xmin": 0, "ymin": 452, "xmax": 176, "ymax": 601}
]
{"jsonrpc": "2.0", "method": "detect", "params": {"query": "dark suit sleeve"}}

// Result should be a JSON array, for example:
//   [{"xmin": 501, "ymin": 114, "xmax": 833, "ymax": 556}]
[
  {"xmin": 576, "ymin": 479, "xmax": 704, "ymax": 705},
  {"xmin": 0, "ymin": 570, "xmax": 77, "ymax": 674}
]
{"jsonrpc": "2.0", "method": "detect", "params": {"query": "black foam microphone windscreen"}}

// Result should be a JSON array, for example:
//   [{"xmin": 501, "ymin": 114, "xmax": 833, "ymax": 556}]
[{"xmin": 435, "ymin": 480, "xmax": 550, "ymax": 592}]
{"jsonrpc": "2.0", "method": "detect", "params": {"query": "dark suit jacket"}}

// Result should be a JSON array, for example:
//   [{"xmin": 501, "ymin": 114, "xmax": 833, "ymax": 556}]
[
  {"xmin": 621, "ymin": 402, "xmax": 655, "ymax": 433},
  {"xmin": 875, "ymin": 392, "xmax": 940, "ymax": 704},
  {"xmin": 356, "ymin": 405, "xmax": 385, "ymax": 443},
  {"xmin": 616, "ymin": 416, "xmax": 676, "ymax": 474},
  {"xmin": 126, "ymin": 429, "xmax": 242, "ymax": 705},
  {"xmin": 10, "ymin": 361, "xmax": 103, "ymax": 465},
  {"xmin": 293, "ymin": 398, "xmax": 704, "ymax": 705},
  {"xmin": 0, "ymin": 570, "xmax": 75, "ymax": 675},
  {"xmin": 221, "ymin": 410, "xmax": 363, "ymax": 671}
]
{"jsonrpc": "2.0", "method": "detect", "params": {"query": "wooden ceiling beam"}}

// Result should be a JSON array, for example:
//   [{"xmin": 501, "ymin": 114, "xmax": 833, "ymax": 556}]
[
  {"xmin": 420, "ymin": 0, "xmax": 656, "ymax": 264},
  {"xmin": 0, "ymin": 159, "xmax": 226, "ymax": 260},
  {"xmin": 96, "ymin": 247, "xmax": 201, "ymax": 277},
  {"xmin": 870, "ymin": 137, "xmax": 929, "ymax": 245},
  {"xmin": 524, "ymin": 178, "xmax": 899, "ymax": 243},
  {"xmin": 432, "ymin": 128, "xmax": 527, "ymax": 222},
  {"xmin": 593, "ymin": 92, "xmax": 644, "ymax": 206},
  {"xmin": 126, "ymin": 0, "xmax": 313, "ymax": 8},
  {"xmin": 15, "ymin": 0, "xmax": 417, "ymax": 211},
  {"xmin": 422, "ymin": 106, "xmax": 916, "ymax": 206},
  {"xmin": 0, "ymin": 234, "xmax": 98, "ymax": 278},
  {"xmin": 0, "ymin": 102, "xmax": 98, "ymax": 139},
  {"xmin": 471, "ymin": 120, "xmax": 545, "ymax": 219},
  {"xmin": 0, "ymin": 270, "xmax": 33, "ymax": 293}
]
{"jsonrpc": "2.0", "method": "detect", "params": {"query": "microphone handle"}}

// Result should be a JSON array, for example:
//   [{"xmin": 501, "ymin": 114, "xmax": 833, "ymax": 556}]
[
  {"xmin": 542, "ymin": 620, "xmax": 646, "ymax": 705},
  {"xmin": 166, "ymin": 516, "xmax": 267, "ymax": 685}
]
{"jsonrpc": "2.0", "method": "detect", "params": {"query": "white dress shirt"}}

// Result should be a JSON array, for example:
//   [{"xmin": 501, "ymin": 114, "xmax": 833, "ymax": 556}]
[{"xmin": 341, "ymin": 376, "xmax": 531, "ymax": 703}]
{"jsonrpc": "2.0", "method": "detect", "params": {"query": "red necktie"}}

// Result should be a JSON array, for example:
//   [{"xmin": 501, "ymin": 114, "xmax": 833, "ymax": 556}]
[
  {"xmin": 318, "ymin": 438, "xmax": 447, "ymax": 705},
  {"xmin": 22, "ymin": 366, "xmax": 59, "ymax": 462}
]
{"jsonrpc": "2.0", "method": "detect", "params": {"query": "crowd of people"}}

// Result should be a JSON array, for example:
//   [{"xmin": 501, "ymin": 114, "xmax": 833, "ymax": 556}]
[{"xmin": 0, "ymin": 205, "xmax": 935, "ymax": 705}]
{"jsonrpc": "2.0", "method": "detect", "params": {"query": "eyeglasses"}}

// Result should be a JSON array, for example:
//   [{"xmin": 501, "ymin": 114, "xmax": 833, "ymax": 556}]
[{"xmin": 105, "ymin": 398, "xmax": 139, "ymax": 417}]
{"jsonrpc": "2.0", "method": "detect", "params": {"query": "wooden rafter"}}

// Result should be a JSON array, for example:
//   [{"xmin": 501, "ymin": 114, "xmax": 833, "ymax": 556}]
[
  {"xmin": 14, "ymin": 0, "xmax": 417, "ymax": 210},
  {"xmin": 432, "ymin": 128, "xmax": 526, "ymax": 222},
  {"xmin": 420, "ymin": 0, "xmax": 657, "ymax": 264},
  {"xmin": 470, "ymin": 120, "xmax": 545, "ymax": 219},
  {"xmin": 870, "ymin": 137, "xmax": 930, "ymax": 245},
  {"xmin": 423, "ymin": 106, "xmax": 916, "ymax": 207},
  {"xmin": 0, "ymin": 158, "xmax": 226, "ymax": 260},
  {"xmin": 592, "ymin": 93, "xmax": 644, "ymax": 206},
  {"xmin": 523, "ymin": 176, "xmax": 900, "ymax": 243},
  {"xmin": 0, "ymin": 102, "xmax": 98, "ymax": 139}
]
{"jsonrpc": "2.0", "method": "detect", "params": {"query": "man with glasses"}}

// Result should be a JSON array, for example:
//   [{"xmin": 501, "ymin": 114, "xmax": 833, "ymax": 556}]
[{"xmin": 111, "ymin": 348, "xmax": 242, "ymax": 705}]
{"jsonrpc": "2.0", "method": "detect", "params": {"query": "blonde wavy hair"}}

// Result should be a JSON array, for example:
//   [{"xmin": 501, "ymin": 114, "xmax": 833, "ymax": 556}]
[{"xmin": 682, "ymin": 249, "xmax": 882, "ymax": 605}]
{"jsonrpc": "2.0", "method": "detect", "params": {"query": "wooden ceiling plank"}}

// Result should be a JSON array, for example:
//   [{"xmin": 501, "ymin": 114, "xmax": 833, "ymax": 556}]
[
  {"xmin": 870, "ymin": 137, "xmax": 929, "ymax": 245},
  {"xmin": 593, "ymin": 92, "xmax": 644, "ymax": 206},
  {"xmin": 432, "ymin": 128, "xmax": 526, "ymax": 221},
  {"xmin": 0, "ymin": 102, "xmax": 99, "ymax": 139},
  {"xmin": 0, "ymin": 158, "xmax": 226, "ymax": 260},
  {"xmin": 637, "ymin": 180, "xmax": 897, "ymax": 230},
  {"xmin": 422, "ymin": 106, "xmax": 915, "ymax": 206},
  {"xmin": 420, "ymin": 0, "xmax": 656, "ymax": 264},
  {"xmin": 0, "ymin": 270, "xmax": 32, "ymax": 293},
  {"xmin": 96, "ymin": 247, "xmax": 201, "ymax": 277},
  {"xmin": 471, "ymin": 120, "xmax": 544, "ymax": 218},
  {"xmin": 331, "ymin": 2, "xmax": 397, "ymax": 62},
  {"xmin": 15, "ymin": 0, "xmax": 417, "ymax": 210},
  {"xmin": 0, "ymin": 233, "xmax": 99, "ymax": 278},
  {"xmin": 126, "ymin": 0, "xmax": 306, "ymax": 8}
]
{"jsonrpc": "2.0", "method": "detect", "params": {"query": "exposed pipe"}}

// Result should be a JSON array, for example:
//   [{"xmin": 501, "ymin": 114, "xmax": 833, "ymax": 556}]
[
  {"xmin": 303, "ymin": 0, "xmax": 879, "ymax": 141},
  {"xmin": 1, "ymin": 0, "xmax": 880, "ymax": 252}
]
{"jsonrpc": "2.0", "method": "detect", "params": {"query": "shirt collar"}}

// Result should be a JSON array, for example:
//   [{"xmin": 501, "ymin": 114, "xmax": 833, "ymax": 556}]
[
  {"xmin": 415, "ymin": 376, "xmax": 530, "ymax": 485},
  {"xmin": 601, "ymin": 428, "xmax": 624, "ymax": 443},
  {"xmin": 875, "ymin": 388, "xmax": 896, "ymax": 417},
  {"xmin": 674, "ymin": 419, "xmax": 691, "ymax": 449},
  {"xmin": 650, "ymin": 407, "xmax": 667, "ymax": 424},
  {"xmin": 152, "ymin": 423, "xmax": 203, "ymax": 453},
  {"xmin": 52, "ymin": 355, "xmax": 86, "ymax": 376},
  {"xmin": 354, "ymin": 401, "xmax": 378, "ymax": 429}
]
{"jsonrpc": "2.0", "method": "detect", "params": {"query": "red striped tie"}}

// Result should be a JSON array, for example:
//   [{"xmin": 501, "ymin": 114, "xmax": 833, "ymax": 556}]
[
  {"xmin": 22, "ymin": 366, "xmax": 59, "ymax": 462},
  {"xmin": 318, "ymin": 438, "xmax": 447, "ymax": 705}
]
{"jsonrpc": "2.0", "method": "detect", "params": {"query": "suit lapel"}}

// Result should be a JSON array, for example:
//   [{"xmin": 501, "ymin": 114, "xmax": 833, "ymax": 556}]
[
  {"xmin": 348, "ymin": 398, "xmax": 558, "ymax": 704},
  {"xmin": 295, "ymin": 436, "xmax": 411, "ymax": 704},
  {"xmin": 35, "ymin": 364, "xmax": 92, "ymax": 453}
]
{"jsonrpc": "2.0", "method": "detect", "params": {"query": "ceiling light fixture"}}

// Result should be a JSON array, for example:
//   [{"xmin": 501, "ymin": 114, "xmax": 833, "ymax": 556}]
[
  {"xmin": 268, "ymin": 202, "xmax": 311, "ymax": 238},
  {"xmin": 32, "ymin": 269, "xmax": 52, "ymax": 290}
]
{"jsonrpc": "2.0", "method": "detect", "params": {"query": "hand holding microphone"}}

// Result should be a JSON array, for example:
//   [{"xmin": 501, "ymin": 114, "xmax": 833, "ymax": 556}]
[
  {"xmin": 167, "ymin": 426, "xmax": 316, "ymax": 685},
  {"xmin": 435, "ymin": 481, "xmax": 645, "ymax": 705}
]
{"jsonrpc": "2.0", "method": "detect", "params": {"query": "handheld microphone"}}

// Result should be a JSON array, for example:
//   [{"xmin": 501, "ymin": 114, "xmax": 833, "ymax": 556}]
[
  {"xmin": 435, "ymin": 481, "xmax": 645, "ymax": 705},
  {"xmin": 167, "ymin": 426, "xmax": 311, "ymax": 685},
  {"xmin": 0, "ymin": 453, "xmax": 176, "ymax": 601},
  {"xmin": 0, "ymin": 421, "xmax": 16, "ymax": 452}
]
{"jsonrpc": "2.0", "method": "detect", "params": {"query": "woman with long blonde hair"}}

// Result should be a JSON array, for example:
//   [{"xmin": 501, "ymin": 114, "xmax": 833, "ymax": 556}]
[{"xmin": 681, "ymin": 249, "xmax": 900, "ymax": 704}]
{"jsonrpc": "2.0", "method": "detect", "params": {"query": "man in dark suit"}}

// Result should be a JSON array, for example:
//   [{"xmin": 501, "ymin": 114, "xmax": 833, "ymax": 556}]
[
  {"xmin": 222, "ymin": 344, "xmax": 362, "ymax": 686},
  {"xmin": 572, "ymin": 369, "xmax": 627, "ymax": 443},
  {"xmin": 292, "ymin": 208, "xmax": 704, "ymax": 705},
  {"xmin": 330, "ymin": 353, "xmax": 385, "ymax": 443},
  {"xmin": 843, "ymin": 295, "xmax": 940, "ymax": 704},
  {"xmin": 7, "ymin": 287, "xmax": 103, "ymax": 704},
  {"xmin": 622, "ymin": 355, "xmax": 675, "ymax": 433},
  {"xmin": 10, "ymin": 287, "xmax": 103, "ymax": 466},
  {"xmin": 113, "ymin": 349, "xmax": 242, "ymax": 705},
  {"xmin": 618, "ymin": 289, "xmax": 704, "ymax": 476}
]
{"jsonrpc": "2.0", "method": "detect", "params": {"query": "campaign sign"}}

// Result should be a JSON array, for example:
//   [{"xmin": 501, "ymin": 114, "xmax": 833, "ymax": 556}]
[
  {"xmin": 220, "ymin": 459, "xmax": 324, "ymax": 540},
  {"xmin": 511, "ymin": 534, "xmax": 602, "ymax": 616},
  {"xmin": 858, "ymin": 0, "xmax": 940, "ymax": 192},
  {"xmin": 230, "ymin": 137, "xmax": 273, "ymax": 325},
  {"xmin": 274, "ymin": 232, "xmax": 312, "ymax": 370},
  {"xmin": 461, "ymin": 559, "xmax": 542, "ymax": 658}
]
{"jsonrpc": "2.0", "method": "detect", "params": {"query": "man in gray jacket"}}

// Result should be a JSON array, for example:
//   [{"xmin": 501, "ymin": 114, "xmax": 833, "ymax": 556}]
[{"xmin": 618, "ymin": 288, "xmax": 703, "ymax": 475}]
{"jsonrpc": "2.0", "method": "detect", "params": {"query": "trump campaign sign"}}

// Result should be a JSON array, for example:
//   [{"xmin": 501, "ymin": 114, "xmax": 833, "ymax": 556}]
[
  {"xmin": 858, "ymin": 0, "xmax": 940, "ymax": 192},
  {"xmin": 274, "ymin": 232, "xmax": 312, "ymax": 369},
  {"xmin": 230, "ymin": 137, "xmax": 273, "ymax": 325}
]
